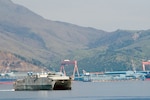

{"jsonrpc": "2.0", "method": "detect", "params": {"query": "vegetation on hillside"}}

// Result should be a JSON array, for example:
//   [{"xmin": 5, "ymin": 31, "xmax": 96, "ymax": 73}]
[
  {"xmin": 0, "ymin": 0, "xmax": 150, "ymax": 74},
  {"xmin": 0, "ymin": 51, "xmax": 45, "ymax": 72},
  {"xmin": 75, "ymin": 30, "xmax": 150, "ymax": 73}
]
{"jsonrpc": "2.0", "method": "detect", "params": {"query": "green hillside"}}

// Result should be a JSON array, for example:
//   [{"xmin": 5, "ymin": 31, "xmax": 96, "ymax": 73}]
[
  {"xmin": 76, "ymin": 30, "xmax": 150, "ymax": 72},
  {"xmin": 0, "ymin": 0, "xmax": 150, "ymax": 74}
]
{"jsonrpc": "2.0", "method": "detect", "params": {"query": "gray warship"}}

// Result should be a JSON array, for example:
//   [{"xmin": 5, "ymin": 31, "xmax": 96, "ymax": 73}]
[{"xmin": 13, "ymin": 72, "xmax": 72, "ymax": 91}]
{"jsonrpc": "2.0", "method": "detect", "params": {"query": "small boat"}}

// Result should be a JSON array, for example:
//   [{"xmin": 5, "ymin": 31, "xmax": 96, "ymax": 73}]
[
  {"xmin": 145, "ymin": 73, "xmax": 150, "ymax": 80},
  {"xmin": 0, "ymin": 72, "xmax": 17, "ymax": 84},
  {"xmin": 13, "ymin": 72, "xmax": 72, "ymax": 91},
  {"xmin": 0, "ymin": 78, "xmax": 16, "ymax": 84}
]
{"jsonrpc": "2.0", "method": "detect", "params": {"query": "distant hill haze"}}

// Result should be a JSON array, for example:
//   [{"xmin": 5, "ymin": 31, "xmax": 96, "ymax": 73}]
[{"xmin": 0, "ymin": 0, "xmax": 150, "ymax": 73}]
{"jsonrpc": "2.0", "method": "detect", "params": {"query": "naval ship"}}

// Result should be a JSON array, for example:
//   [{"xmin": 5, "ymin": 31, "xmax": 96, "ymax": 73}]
[{"xmin": 13, "ymin": 72, "xmax": 72, "ymax": 91}]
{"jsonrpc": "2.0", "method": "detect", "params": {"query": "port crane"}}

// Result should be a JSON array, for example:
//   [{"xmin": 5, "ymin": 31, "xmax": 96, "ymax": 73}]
[
  {"xmin": 60, "ymin": 60, "xmax": 79, "ymax": 79},
  {"xmin": 142, "ymin": 61, "xmax": 150, "ymax": 71}
]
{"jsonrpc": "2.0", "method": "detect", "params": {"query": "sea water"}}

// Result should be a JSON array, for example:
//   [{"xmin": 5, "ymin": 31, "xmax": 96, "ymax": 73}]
[{"xmin": 0, "ymin": 80, "xmax": 150, "ymax": 100}]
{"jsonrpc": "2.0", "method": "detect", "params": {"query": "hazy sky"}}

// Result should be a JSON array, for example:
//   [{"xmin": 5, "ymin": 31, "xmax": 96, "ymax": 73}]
[{"xmin": 12, "ymin": 0, "xmax": 150, "ymax": 32}]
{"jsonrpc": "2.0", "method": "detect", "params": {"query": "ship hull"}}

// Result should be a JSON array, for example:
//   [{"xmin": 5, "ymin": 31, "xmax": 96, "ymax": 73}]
[
  {"xmin": 13, "ymin": 77, "xmax": 53, "ymax": 90},
  {"xmin": 145, "ymin": 73, "xmax": 150, "ymax": 80},
  {"xmin": 53, "ymin": 80, "xmax": 71, "ymax": 90}
]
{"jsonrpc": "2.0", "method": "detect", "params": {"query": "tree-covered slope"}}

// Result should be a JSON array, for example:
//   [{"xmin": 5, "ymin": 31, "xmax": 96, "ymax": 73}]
[
  {"xmin": 0, "ymin": 0, "xmax": 150, "ymax": 74},
  {"xmin": 77, "ymin": 30, "xmax": 150, "ymax": 72},
  {"xmin": 0, "ymin": 0, "xmax": 107, "ymax": 67}
]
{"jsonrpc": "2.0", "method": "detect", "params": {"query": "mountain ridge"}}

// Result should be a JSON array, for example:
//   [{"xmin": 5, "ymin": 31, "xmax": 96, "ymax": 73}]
[{"xmin": 0, "ymin": 0, "xmax": 150, "ymax": 73}]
